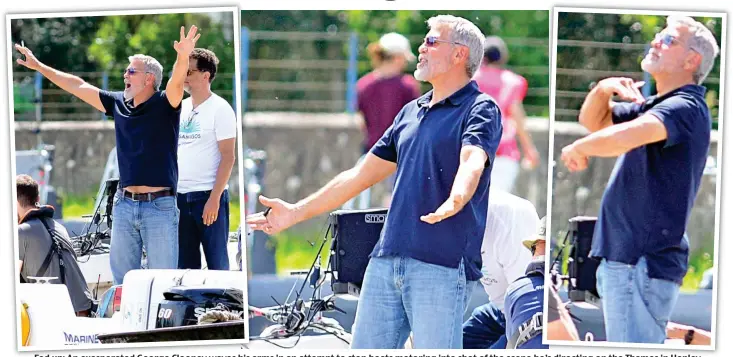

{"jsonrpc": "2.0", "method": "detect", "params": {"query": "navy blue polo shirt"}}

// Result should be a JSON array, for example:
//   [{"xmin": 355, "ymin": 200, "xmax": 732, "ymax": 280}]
[
  {"xmin": 504, "ymin": 274, "xmax": 547, "ymax": 349},
  {"xmin": 369, "ymin": 80, "xmax": 502, "ymax": 281},
  {"xmin": 590, "ymin": 85, "xmax": 711, "ymax": 284},
  {"xmin": 99, "ymin": 90, "xmax": 181, "ymax": 190}
]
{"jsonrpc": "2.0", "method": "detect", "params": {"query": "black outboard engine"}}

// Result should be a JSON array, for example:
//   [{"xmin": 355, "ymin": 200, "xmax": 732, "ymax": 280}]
[{"xmin": 155, "ymin": 287, "xmax": 243, "ymax": 328}]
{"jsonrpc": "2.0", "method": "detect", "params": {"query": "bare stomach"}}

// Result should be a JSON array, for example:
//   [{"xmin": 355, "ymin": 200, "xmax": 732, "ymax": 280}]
[{"xmin": 124, "ymin": 186, "xmax": 169, "ymax": 193}]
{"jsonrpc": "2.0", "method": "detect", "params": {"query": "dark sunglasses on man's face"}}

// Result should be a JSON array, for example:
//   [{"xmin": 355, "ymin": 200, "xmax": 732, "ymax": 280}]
[
  {"xmin": 423, "ymin": 35, "xmax": 467, "ymax": 47},
  {"xmin": 123, "ymin": 68, "xmax": 148, "ymax": 76},
  {"xmin": 655, "ymin": 33, "xmax": 682, "ymax": 47},
  {"xmin": 187, "ymin": 69, "xmax": 201, "ymax": 76}
]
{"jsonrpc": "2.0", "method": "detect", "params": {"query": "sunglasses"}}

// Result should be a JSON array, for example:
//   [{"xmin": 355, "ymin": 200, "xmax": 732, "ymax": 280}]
[
  {"xmin": 654, "ymin": 33, "xmax": 682, "ymax": 47},
  {"xmin": 187, "ymin": 69, "xmax": 201, "ymax": 76},
  {"xmin": 423, "ymin": 35, "xmax": 467, "ymax": 47},
  {"xmin": 123, "ymin": 68, "xmax": 149, "ymax": 76}
]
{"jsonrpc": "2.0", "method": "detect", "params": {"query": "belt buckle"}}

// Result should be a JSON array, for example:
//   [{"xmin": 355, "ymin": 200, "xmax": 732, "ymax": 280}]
[{"xmin": 129, "ymin": 192, "xmax": 141, "ymax": 202}]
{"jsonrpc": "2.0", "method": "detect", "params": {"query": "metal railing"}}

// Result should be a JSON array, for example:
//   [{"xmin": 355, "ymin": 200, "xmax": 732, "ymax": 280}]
[
  {"xmin": 241, "ymin": 28, "xmax": 550, "ymax": 115},
  {"xmin": 554, "ymin": 39, "xmax": 721, "ymax": 121}
]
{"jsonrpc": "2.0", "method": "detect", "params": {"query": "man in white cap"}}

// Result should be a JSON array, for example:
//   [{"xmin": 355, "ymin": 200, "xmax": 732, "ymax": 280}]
[{"xmin": 347, "ymin": 32, "xmax": 421, "ymax": 208}]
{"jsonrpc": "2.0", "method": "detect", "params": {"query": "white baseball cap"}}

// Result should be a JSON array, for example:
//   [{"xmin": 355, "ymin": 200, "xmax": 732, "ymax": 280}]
[{"xmin": 379, "ymin": 32, "xmax": 416, "ymax": 62}]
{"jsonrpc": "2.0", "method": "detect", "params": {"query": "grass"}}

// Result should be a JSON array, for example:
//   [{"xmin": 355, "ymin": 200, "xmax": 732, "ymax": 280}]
[
  {"xmin": 62, "ymin": 193, "xmax": 242, "ymax": 231},
  {"xmin": 271, "ymin": 227, "xmax": 333, "ymax": 275}
]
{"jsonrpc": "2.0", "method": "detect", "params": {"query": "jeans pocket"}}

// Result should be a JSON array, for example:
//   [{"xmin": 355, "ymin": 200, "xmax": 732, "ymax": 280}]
[
  {"xmin": 642, "ymin": 275, "xmax": 679, "ymax": 323},
  {"xmin": 152, "ymin": 196, "xmax": 176, "ymax": 211}
]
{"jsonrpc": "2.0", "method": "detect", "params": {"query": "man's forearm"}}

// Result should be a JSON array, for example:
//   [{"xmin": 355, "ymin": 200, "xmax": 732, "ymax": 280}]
[
  {"xmin": 210, "ymin": 153, "xmax": 235, "ymax": 199},
  {"xmin": 571, "ymin": 124, "xmax": 636, "ymax": 158},
  {"xmin": 37, "ymin": 64, "xmax": 90, "ymax": 96},
  {"xmin": 293, "ymin": 168, "xmax": 373, "ymax": 224},
  {"xmin": 578, "ymin": 85, "xmax": 613, "ymax": 133},
  {"xmin": 448, "ymin": 157, "xmax": 485, "ymax": 208}
]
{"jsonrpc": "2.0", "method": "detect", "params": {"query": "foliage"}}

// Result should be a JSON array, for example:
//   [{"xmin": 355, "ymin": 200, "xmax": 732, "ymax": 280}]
[
  {"xmin": 9, "ymin": 12, "xmax": 236, "ymax": 121},
  {"xmin": 242, "ymin": 10, "xmax": 550, "ymax": 115},
  {"xmin": 556, "ymin": 13, "xmax": 723, "ymax": 128}
]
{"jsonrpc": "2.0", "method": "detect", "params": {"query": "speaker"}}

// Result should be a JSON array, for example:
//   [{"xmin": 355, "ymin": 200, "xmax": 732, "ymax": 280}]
[
  {"xmin": 567, "ymin": 216, "xmax": 600, "ymax": 303},
  {"xmin": 329, "ymin": 208, "xmax": 388, "ymax": 297}
]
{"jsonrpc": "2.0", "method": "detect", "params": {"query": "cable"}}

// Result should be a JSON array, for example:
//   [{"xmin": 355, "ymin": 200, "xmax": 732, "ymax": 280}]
[{"xmin": 310, "ymin": 324, "xmax": 350, "ymax": 344}]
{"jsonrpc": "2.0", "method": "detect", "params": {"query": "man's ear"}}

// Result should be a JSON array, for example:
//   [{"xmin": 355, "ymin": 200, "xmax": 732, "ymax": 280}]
[
  {"xmin": 685, "ymin": 51, "xmax": 703, "ymax": 73},
  {"xmin": 453, "ymin": 46, "xmax": 468, "ymax": 65}
]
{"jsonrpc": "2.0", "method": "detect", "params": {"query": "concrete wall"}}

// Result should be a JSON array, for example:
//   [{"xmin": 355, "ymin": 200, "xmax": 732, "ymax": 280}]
[{"xmin": 14, "ymin": 114, "xmax": 719, "ymax": 253}]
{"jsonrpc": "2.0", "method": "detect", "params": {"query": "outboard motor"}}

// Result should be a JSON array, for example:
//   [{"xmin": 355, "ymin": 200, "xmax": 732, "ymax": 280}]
[{"xmin": 155, "ymin": 287, "xmax": 243, "ymax": 328}]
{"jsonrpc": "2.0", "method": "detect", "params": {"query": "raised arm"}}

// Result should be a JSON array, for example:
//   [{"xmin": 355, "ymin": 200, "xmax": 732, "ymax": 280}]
[
  {"xmin": 166, "ymin": 26, "xmax": 201, "ymax": 108},
  {"xmin": 14, "ymin": 44, "xmax": 105, "ymax": 113},
  {"xmin": 578, "ymin": 78, "xmax": 645, "ymax": 133}
]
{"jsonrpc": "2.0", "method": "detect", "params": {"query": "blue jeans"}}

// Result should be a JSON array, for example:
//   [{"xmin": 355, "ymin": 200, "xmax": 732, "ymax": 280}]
[
  {"xmin": 177, "ymin": 190, "xmax": 230, "ymax": 270},
  {"xmin": 351, "ymin": 256, "xmax": 476, "ymax": 349},
  {"xmin": 462, "ymin": 301, "xmax": 507, "ymax": 349},
  {"xmin": 596, "ymin": 256, "xmax": 680, "ymax": 343},
  {"xmin": 110, "ymin": 190, "xmax": 179, "ymax": 284}
]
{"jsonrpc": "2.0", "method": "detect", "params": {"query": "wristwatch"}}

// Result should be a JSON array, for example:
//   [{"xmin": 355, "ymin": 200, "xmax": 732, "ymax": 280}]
[{"xmin": 684, "ymin": 329, "xmax": 695, "ymax": 345}]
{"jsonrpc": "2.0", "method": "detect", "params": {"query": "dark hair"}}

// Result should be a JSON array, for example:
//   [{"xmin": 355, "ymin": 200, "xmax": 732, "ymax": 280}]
[
  {"xmin": 190, "ymin": 48, "xmax": 219, "ymax": 83},
  {"xmin": 366, "ymin": 42, "xmax": 394, "ymax": 68},
  {"xmin": 483, "ymin": 36, "xmax": 509, "ymax": 66},
  {"xmin": 16, "ymin": 174, "xmax": 39, "ymax": 208}
]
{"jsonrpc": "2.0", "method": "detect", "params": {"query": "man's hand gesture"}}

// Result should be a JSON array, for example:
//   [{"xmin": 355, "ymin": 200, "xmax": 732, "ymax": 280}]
[
  {"xmin": 174, "ymin": 25, "xmax": 201, "ymax": 57},
  {"xmin": 14, "ymin": 43, "xmax": 41, "ymax": 71}
]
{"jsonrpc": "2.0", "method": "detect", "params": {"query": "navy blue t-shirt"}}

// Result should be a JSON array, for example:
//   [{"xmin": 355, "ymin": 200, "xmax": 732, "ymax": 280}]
[
  {"xmin": 504, "ymin": 274, "xmax": 547, "ymax": 349},
  {"xmin": 370, "ymin": 80, "xmax": 502, "ymax": 281},
  {"xmin": 99, "ymin": 90, "xmax": 181, "ymax": 190},
  {"xmin": 590, "ymin": 85, "xmax": 711, "ymax": 284}
]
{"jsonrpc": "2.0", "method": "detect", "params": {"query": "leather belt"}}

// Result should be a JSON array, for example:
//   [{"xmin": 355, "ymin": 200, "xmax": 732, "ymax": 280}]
[{"xmin": 123, "ymin": 189, "xmax": 175, "ymax": 202}]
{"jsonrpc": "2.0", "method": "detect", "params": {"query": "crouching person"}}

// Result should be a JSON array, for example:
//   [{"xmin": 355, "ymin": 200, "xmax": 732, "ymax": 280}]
[{"xmin": 16, "ymin": 175, "xmax": 94, "ymax": 316}]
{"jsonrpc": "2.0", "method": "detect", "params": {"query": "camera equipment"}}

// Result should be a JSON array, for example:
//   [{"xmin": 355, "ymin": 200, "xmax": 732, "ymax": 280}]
[
  {"xmin": 72, "ymin": 178, "xmax": 118, "ymax": 258},
  {"xmin": 566, "ymin": 216, "xmax": 600, "ymax": 304},
  {"xmin": 328, "ymin": 208, "xmax": 387, "ymax": 297}
]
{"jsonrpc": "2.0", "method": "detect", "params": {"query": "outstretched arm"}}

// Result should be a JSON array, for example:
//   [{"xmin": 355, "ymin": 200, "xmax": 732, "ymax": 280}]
[
  {"xmin": 166, "ymin": 26, "xmax": 201, "ymax": 108},
  {"xmin": 246, "ymin": 153, "xmax": 397, "ymax": 235},
  {"xmin": 14, "ymin": 44, "xmax": 105, "ymax": 113}
]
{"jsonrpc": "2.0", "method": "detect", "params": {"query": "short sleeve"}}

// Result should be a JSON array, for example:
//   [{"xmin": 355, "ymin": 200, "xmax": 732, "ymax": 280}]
[
  {"xmin": 461, "ymin": 99, "xmax": 503, "ymax": 166},
  {"xmin": 215, "ymin": 102, "xmax": 237, "ymax": 141},
  {"xmin": 160, "ymin": 90, "xmax": 183, "ymax": 112},
  {"xmin": 370, "ymin": 120, "xmax": 398, "ymax": 163},
  {"xmin": 98, "ymin": 90, "xmax": 120, "ymax": 118},
  {"xmin": 611, "ymin": 101, "xmax": 643, "ymax": 124},
  {"xmin": 646, "ymin": 95, "xmax": 708, "ymax": 148}
]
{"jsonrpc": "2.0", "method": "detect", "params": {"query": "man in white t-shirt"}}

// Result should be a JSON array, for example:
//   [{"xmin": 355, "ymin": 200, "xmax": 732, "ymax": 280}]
[
  {"xmin": 177, "ymin": 48, "xmax": 237, "ymax": 270},
  {"xmin": 462, "ymin": 188, "xmax": 539, "ymax": 348}
]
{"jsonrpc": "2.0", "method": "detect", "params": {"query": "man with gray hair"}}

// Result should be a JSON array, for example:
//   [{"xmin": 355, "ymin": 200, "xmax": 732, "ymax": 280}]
[
  {"xmin": 14, "ymin": 25, "xmax": 201, "ymax": 284},
  {"xmin": 560, "ymin": 16, "xmax": 720, "ymax": 343},
  {"xmin": 247, "ymin": 15, "xmax": 502, "ymax": 348}
]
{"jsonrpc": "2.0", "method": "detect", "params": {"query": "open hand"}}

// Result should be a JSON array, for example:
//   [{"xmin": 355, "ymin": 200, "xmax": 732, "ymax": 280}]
[
  {"xmin": 14, "ymin": 43, "xmax": 41, "ymax": 71},
  {"xmin": 174, "ymin": 25, "xmax": 201, "ymax": 56},
  {"xmin": 420, "ymin": 195, "xmax": 464, "ymax": 224},
  {"xmin": 245, "ymin": 195, "xmax": 298, "ymax": 236}
]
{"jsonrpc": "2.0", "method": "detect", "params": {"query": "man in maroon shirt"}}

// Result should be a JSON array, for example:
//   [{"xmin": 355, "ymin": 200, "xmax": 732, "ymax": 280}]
[
  {"xmin": 358, "ymin": 32, "xmax": 421, "ymax": 152},
  {"xmin": 352, "ymin": 32, "xmax": 421, "ymax": 207}
]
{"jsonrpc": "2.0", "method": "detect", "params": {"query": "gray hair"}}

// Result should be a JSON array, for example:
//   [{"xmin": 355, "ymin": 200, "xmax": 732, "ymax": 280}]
[
  {"xmin": 128, "ymin": 54, "xmax": 163, "ymax": 90},
  {"xmin": 426, "ymin": 15, "xmax": 485, "ymax": 78},
  {"xmin": 667, "ymin": 16, "xmax": 720, "ymax": 84}
]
